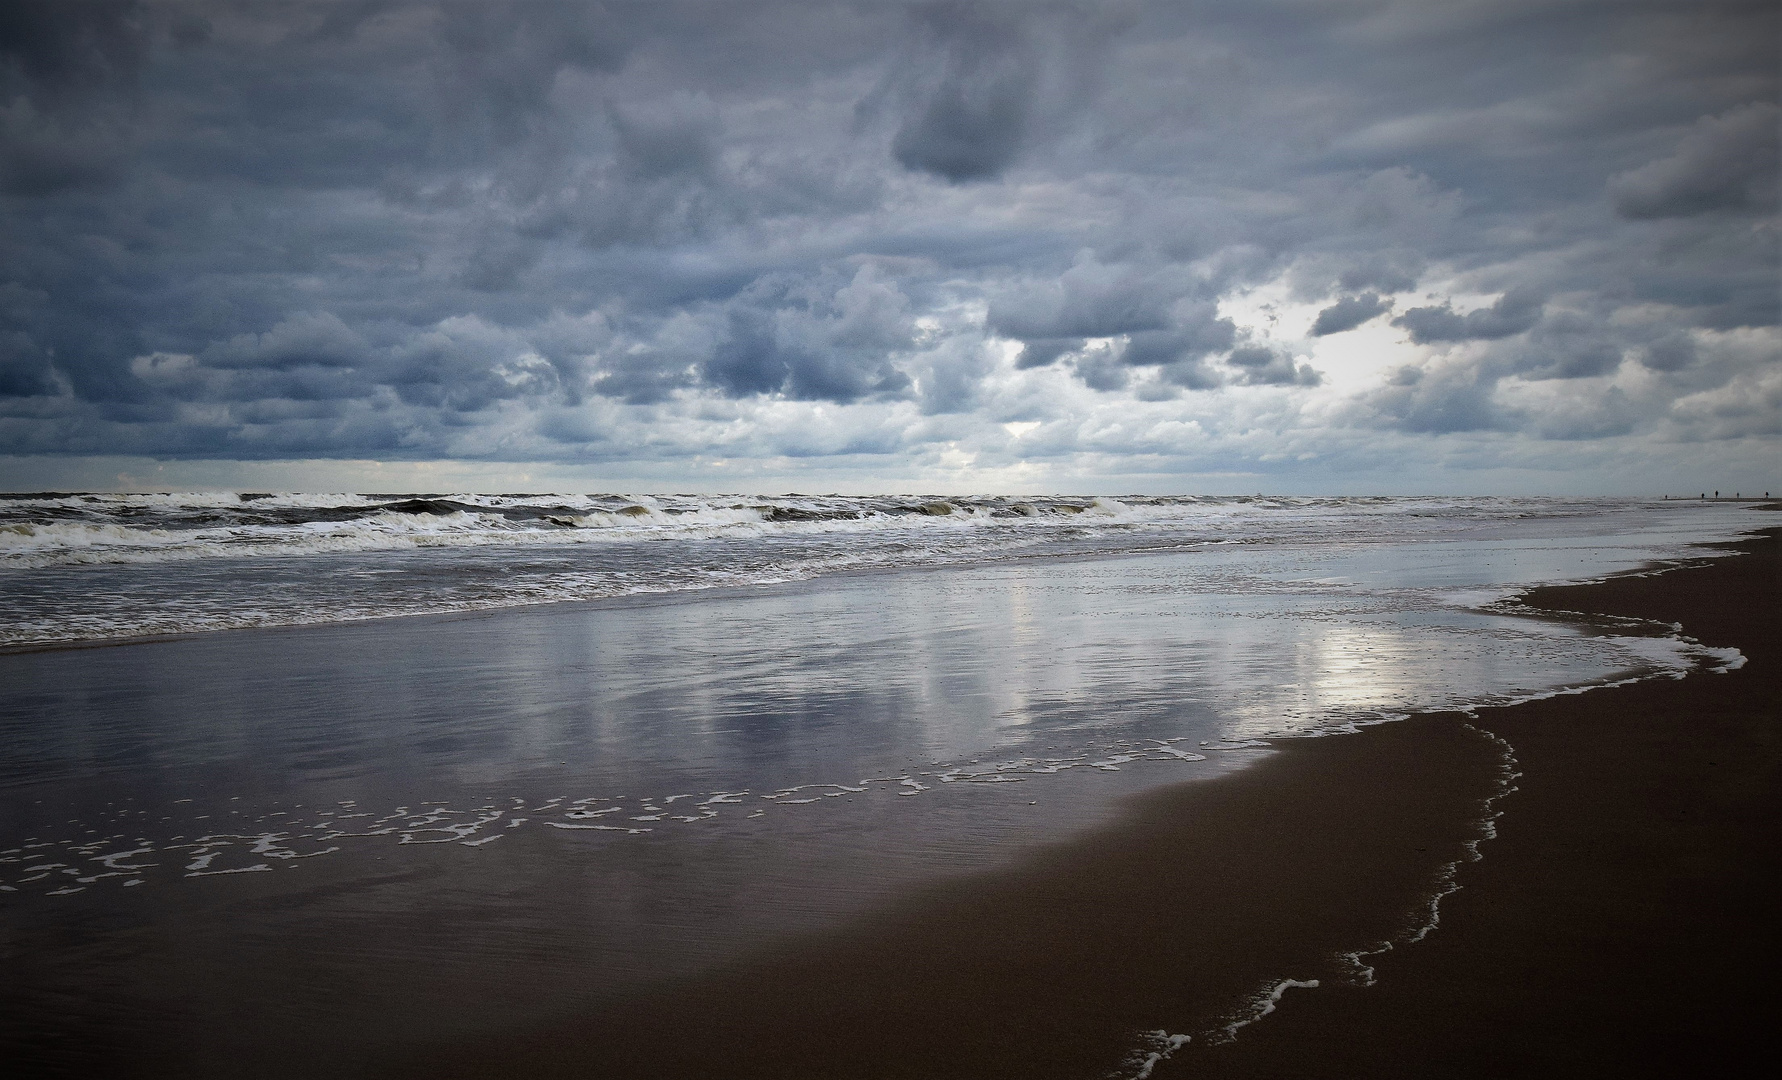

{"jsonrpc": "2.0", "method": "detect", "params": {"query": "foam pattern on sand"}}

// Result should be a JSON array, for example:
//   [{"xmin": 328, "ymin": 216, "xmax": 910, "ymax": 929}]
[
  {"xmin": 1333, "ymin": 722, "xmax": 1524, "ymax": 990},
  {"xmin": 0, "ymin": 736, "xmax": 1243, "ymax": 901}
]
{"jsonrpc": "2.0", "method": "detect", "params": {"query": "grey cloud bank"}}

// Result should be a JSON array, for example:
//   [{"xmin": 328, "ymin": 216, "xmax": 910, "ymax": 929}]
[{"xmin": 0, "ymin": 0, "xmax": 1775, "ymax": 494}]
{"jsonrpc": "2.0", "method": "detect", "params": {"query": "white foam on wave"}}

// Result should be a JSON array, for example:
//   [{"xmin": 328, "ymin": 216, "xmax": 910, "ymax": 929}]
[
  {"xmin": 0, "ymin": 492, "xmax": 1132, "ymax": 570},
  {"xmin": 6, "ymin": 494, "xmax": 1762, "ymax": 652},
  {"xmin": 5, "ymin": 491, "xmax": 1707, "ymax": 574}
]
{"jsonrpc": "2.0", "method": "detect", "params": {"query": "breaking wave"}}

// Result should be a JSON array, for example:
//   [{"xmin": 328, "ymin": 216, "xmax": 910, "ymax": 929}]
[
  {"xmin": 0, "ymin": 493, "xmax": 1756, "ymax": 649},
  {"xmin": 0, "ymin": 492, "xmax": 1657, "ymax": 570}
]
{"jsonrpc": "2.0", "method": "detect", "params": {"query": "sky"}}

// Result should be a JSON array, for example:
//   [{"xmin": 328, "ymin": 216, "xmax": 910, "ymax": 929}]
[{"xmin": 0, "ymin": 0, "xmax": 1776, "ymax": 495}]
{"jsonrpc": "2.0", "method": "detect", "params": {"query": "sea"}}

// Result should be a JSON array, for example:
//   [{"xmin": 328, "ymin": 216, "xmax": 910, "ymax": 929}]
[{"xmin": 0, "ymin": 493, "xmax": 1762, "ymax": 1077}]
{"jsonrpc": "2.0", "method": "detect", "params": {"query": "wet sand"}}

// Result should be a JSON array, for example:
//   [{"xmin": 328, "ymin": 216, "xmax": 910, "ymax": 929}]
[
  {"xmin": 1181, "ymin": 523, "xmax": 1782, "ymax": 1078},
  {"xmin": 417, "ymin": 526, "xmax": 1781, "ymax": 1080}
]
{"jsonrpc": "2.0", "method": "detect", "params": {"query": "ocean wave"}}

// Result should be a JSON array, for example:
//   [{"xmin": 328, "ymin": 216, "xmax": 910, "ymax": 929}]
[
  {"xmin": 0, "ymin": 492, "xmax": 1654, "ymax": 570},
  {"xmin": 0, "ymin": 494, "xmax": 1182, "ymax": 569},
  {"xmin": 0, "ymin": 495, "xmax": 1756, "ymax": 648}
]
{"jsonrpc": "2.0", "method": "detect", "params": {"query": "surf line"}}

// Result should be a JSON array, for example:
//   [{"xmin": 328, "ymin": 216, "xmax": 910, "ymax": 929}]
[{"xmin": 1111, "ymin": 720, "xmax": 1522, "ymax": 1078}]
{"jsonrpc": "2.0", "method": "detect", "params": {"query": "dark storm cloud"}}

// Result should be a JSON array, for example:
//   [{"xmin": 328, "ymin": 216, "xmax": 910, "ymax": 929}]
[
  {"xmin": 988, "ymin": 261, "xmax": 1237, "ymax": 391},
  {"xmin": 702, "ymin": 266, "xmax": 915, "ymax": 402},
  {"xmin": 705, "ymin": 310, "xmax": 786, "ymax": 397},
  {"xmin": 0, "ymin": 0, "xmax": 148, "ymax": 195},
  {"xmin": 1123, "ymin": 318, "xmax": 1238, "ymax": 368},
  {"xmin": 1365, "ymin": 363, "xmax": 1506, "ymax": 435},
  {"xmin": 1310, "ymin": 293, "xmax": 1391, "ymax": 337},
  {"xmin": 989, "ymin": 259, "xmax": 1176, "ymax": 342},
  {"xmin": 203, "ymin": 313, "xmax": 370, "ymax": 372},
  {"xmin": 0, "ymin": 0, "xmax": 146, "ymax": 91},
  {"xmin": 1012, "ymin": 337, "xmax": 1081, "ymax": 370},
  {"xmin": 1226, "ymin": 344, "xmax": 1320, "ymax": 388},
  {"xmin": 1071, "ymin": 343, "xmax": 1128, "ymax": 392},
  {"xmin": 0, "ymin": 0, "xmax": 1774, "ymax": 469},
  {"xmin": 1640, "ymin": 332, "xmax": 1697, "ymax": 374},
  {"xmin": 1507, "ymin": 313, "xmax": 1625, "ymax": 382},
  {"xmin": 887, "ymin": 10, "xmax": 1033, "ymax": 182},
  {"xmin": 1610, "ymin": 102, "xmax": 1780, "ymax": 220},
  {"xmin": 1392, "ymin": 289, "xmax": 1544, "ymax": 345},
  {"xmin": 609, "ymin": 96, "xmax": 721, "ymax": 180},
  {"xmin": 871, "ymin": 1, "xmax": 1119, "ymax": 183}
]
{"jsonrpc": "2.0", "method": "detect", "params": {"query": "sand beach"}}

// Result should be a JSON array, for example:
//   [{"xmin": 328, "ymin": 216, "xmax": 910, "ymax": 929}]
[
  {"xmin": 409, "ymin": 524, "xmax": 1780, "ymax": 1079},
  {"xmin": 0, "ymin": 504, "xmax": 1773, "ymax": 1079}
]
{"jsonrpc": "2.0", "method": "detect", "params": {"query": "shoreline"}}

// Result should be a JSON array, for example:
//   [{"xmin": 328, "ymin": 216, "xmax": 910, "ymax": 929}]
[
  {"xmin": 1176, "ymin": 523, "xmax": 1781, "ymax": 1078},
  {"xmin": 5, "ymin": 517, "xmax": 1772, "ymax": 1078},
  {"xmin": 411, "ymin": 526, "xmax": 1780, "ymax": 1080}
]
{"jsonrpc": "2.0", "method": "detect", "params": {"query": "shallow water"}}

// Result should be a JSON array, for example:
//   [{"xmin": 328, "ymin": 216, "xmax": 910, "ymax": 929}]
[{"xmin": 0, "ymin": 498, "xmax": 1761, "ymax": 1076}]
